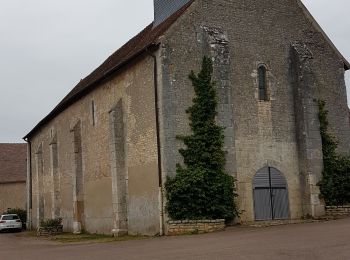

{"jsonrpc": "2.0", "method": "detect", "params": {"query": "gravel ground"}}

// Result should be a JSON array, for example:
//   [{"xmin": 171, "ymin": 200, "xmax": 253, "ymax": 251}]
[{"xmin": 0, "ymin": 218, "xmax": 349, "ymax": 260}]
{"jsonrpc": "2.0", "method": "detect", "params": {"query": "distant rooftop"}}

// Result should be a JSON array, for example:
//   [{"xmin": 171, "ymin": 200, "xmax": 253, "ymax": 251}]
[{"xmin": 0, "ymin": 143, "xmax": 27, "ymax": 184}]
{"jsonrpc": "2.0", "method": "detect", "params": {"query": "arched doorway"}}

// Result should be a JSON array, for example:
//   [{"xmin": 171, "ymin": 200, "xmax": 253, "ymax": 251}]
[{"xmin": 253, "ymin": 167, "xmax": 290, "ymax": 220}]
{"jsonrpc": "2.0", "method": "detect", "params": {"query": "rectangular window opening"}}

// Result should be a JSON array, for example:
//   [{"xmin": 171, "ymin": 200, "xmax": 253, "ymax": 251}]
[{"xmin": 91, "ymin": 100, "xmax": 96, "ymax": 126}]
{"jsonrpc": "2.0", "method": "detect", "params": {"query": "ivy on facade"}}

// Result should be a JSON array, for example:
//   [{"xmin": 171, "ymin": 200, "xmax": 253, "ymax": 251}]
[
  {"xmin": 318, "ymin": 100, "xmax": 350, "ymax": 205},
  {"xmin": 165, "ymin": 57, "xmax": 238, "ymax": 221}
]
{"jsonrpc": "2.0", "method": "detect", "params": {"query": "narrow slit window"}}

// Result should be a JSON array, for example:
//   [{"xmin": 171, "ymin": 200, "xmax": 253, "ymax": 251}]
[
  {"xmin": 258, "ymin": 65, "xmax": 268, "ymax": 101},
  {"xmin": 91, "ymin": 100, "xmax": 96, "ymax": 126}
]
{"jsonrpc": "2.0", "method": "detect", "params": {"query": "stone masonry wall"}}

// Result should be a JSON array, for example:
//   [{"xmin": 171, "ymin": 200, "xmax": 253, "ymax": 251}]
[
  {"xmin": 0, "ymin": 182, "xmax": 26, "ymax": 214},
  {"xmin": 29, "ymin": 55, "xmax": 160, "ymax": 235},
  {"xmin": 290, "ymin": 42, "xmax": 325, "ymax": 217},
  {"xmin": 159, "ymin": 0, "xmax": 350, "ymax": 224},
  {"xmin": 167, "ymin": 219, "xmax": 225, "ymax": 235},
  {"xmin": 326, "ymin": 206, "xmax": 350, "ymax": 217}
]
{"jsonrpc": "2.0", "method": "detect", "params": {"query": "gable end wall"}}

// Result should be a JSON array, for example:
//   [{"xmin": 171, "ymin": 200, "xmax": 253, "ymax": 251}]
[{"xmin": 158, "ymin": 0, "xmax": 350, "ymax": 223}]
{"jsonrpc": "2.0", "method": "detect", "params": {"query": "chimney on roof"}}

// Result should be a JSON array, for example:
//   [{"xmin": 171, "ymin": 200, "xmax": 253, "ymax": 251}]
[{"xmin": 154, "ymin": 0, "xmax": 191, "ymax": 27}]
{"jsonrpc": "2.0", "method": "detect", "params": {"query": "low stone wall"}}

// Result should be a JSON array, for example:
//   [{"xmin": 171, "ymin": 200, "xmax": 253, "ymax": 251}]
[
  {"xmin": 167, "ymin": 219, "xmax": 225, "ymax": 236},
  {"xmin": 37, "ymin": 225, "xmax": 63, "ymax": 236},
  {"xmin": 326, "ymin": 206, "xmax": 350, "ymax": 217}
]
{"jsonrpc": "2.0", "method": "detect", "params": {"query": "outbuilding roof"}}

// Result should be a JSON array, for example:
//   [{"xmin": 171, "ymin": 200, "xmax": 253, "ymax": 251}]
[{"xmin": 0, "ymin": 144, "xmax": 27, "ymax": 184}]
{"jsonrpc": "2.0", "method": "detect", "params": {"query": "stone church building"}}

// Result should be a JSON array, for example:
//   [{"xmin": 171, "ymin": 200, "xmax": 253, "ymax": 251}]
[{"xmin": 25, "ymin": 0, "xmax": 350, "ymax": 235}]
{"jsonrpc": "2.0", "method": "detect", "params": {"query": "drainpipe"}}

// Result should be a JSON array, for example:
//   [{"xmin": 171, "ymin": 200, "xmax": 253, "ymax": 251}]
[
  {"xmin": 24, "ymin": 138, "xmax": 32, "ymax": 230},
  {"xmin": 148, "ymin": 47, "xmax": 164, "ymax": 236}
]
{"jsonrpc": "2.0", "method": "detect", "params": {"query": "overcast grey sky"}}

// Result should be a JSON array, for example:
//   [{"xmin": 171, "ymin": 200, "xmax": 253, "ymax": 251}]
[{"xmin": 0, "ymin": 0, "xmax": 349, "ymax": 143}]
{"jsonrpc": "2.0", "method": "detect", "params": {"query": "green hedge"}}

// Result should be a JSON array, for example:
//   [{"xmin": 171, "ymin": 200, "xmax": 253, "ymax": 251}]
[
  {"xmin": 40, "ymin": 218, "xmax": 62, "ymax": 228},
  {"xmin": 5, "ymin": 208, "xmax": 27, "ymax": 223}
]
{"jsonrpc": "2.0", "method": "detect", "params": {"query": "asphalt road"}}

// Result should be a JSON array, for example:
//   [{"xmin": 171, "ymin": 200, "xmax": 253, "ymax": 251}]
[{"xmin": 1, "ymin": 218, "xmax": 349, "ymax": 260}]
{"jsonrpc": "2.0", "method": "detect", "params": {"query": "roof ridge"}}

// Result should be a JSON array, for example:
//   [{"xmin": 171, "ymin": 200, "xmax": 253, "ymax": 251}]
[{"xmin": 24, "ymin": 1, "xmax": 194, "ymax": 139}]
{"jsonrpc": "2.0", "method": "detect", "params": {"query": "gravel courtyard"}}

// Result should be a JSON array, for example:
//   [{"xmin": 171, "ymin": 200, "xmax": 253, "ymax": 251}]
[{"xmin": 1, "ymin": 218, "xmax": 349, "ymax": 260}]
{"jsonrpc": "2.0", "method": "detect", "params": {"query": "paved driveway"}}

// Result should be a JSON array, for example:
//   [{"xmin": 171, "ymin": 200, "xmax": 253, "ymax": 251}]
[{"xmin": 1, "ymin": 218, "xmax": 349, "ymax": 260}]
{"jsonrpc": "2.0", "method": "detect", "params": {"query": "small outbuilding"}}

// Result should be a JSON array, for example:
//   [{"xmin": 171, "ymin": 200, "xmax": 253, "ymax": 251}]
[{"xmin": 0, "ymin": 143, "xmax": 27, "ymax": 214}]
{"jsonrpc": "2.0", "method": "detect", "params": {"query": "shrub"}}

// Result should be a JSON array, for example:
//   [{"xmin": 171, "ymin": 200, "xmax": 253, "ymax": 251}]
[
  {"xmin": 40, "ymin": 218, "xmax": 62, "ymax": 228},
  {"xmin": 5, "ymin": 208, "xmax": 27, "ymax": 223},
  {"xmin": 165, "ymin": 57, "xmax": 238, "ymax": 221},
  {"xmin": 166, "ymin": 167, "xmax": 237, "ymax": 220}
]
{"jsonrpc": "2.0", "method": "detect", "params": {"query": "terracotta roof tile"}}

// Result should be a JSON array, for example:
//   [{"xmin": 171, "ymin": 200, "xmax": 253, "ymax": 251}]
[
  {"xmin": 0, "ymin": 144, "xmax": 27, "ymax": 184},
  {"xmin": 25, "ymin": 1, "xmax": 193, "ymax": 139}
]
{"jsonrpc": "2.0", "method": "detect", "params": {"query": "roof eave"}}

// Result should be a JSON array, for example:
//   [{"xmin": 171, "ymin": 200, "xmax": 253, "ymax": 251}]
[
  {"xmin": 297, "ymin": 0, "xmax": 350, "ymax": 71},
  {"xmin": 23, "ymin": 43, "xmax": 160, "ymax": 140},
  {"xmin": 24, "ymin": 1, "xmax": 195, "ymax": 140}
]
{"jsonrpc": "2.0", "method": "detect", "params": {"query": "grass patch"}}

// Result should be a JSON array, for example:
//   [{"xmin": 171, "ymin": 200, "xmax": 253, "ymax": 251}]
[
  {"xmin": 21, "ymin": 231, "xmax": 148, "ymax": 244},
  {"xmin": 52, "ymin": 233, "xmax": 146, "ymax": 243}
]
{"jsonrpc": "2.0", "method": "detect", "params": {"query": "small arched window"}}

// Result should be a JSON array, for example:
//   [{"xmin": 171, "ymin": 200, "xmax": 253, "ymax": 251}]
[{"xmin": 258, "ymin": 65, "xmax": 268, "ymax": 101}]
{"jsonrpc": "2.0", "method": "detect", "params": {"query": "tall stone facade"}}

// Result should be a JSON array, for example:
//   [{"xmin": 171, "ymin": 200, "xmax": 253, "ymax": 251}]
[
  {"xmin": 27, "ymin": 57, "xmax": 160, "ymax": 235},
  {"xmin": 158, "ymin": 0, "xmax": 349, "ymax": 224},
  {"xmin": 26, "ymin": 0, "xmax": 350, "ymax": 235}
]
